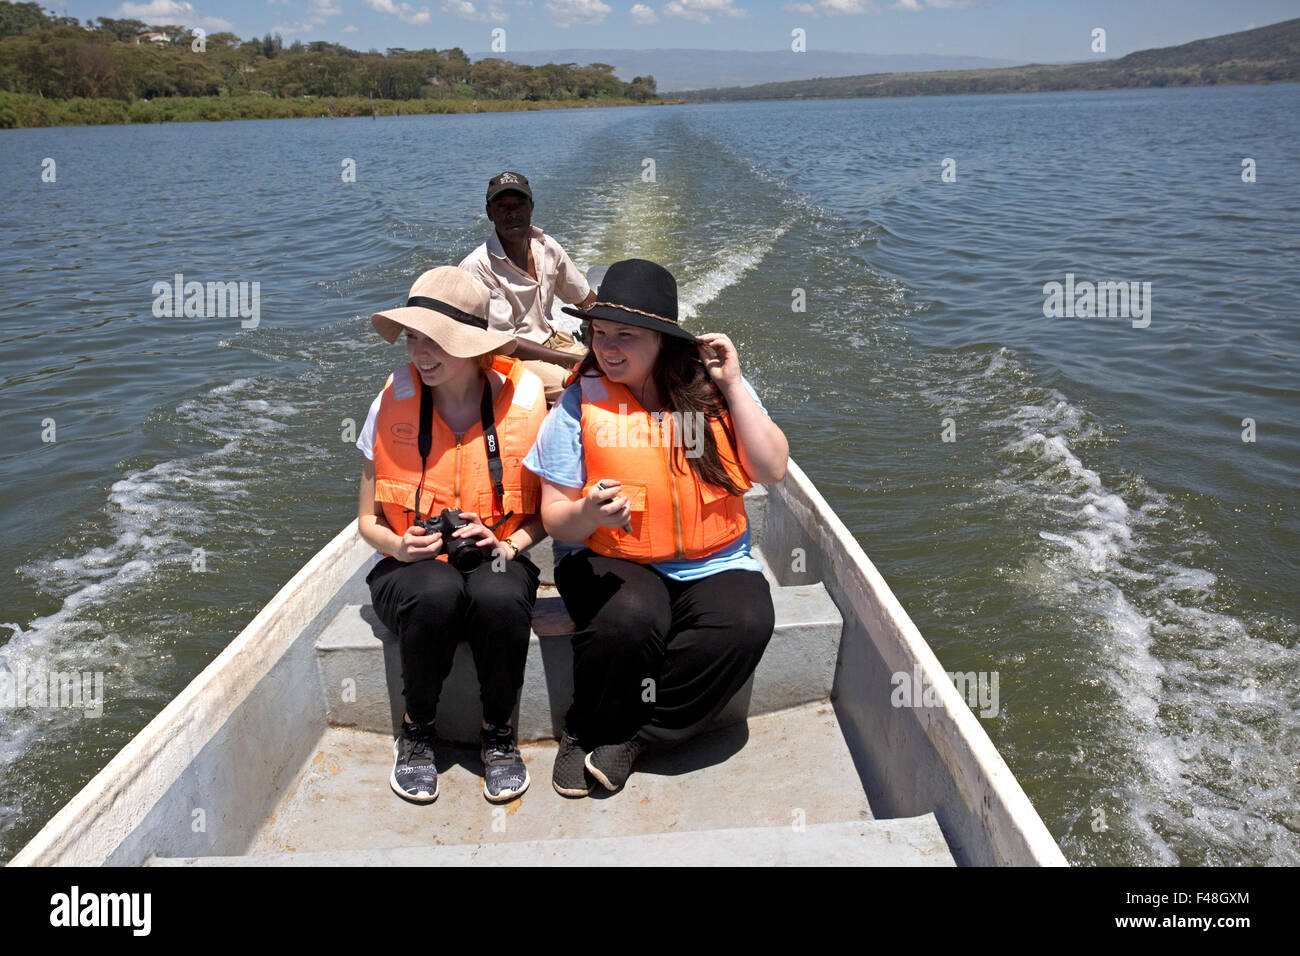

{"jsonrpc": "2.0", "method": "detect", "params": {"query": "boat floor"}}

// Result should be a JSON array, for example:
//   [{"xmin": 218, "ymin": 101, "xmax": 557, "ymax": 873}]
[{"xmin": 150, "ymin": 702, "xmax": 954, "ymax": 865}]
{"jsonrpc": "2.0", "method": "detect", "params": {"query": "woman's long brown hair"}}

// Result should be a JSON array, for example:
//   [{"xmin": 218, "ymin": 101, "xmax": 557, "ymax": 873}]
[{"xmin": 573, "ymin": 331, "xmax": 748, "ymax": 496}]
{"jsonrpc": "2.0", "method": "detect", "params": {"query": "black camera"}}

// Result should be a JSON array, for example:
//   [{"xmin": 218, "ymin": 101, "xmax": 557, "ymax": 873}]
[{"xmin": 415, "ymin": 508, "xmax": 488, "ymax": 572}]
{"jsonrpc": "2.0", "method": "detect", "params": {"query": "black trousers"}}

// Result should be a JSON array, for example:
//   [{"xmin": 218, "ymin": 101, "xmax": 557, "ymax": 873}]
[
  {"xmin": 366, "ymin": 554, "xmax": 539, "ymax": 727},
  {"xmin": 555, "ymin": 550, "xmax": 775, "ymax": 748}
]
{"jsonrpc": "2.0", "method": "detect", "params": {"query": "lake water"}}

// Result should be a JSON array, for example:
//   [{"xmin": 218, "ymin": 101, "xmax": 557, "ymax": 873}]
[{"xmin": 1, "ymin": 84, "xmax": 1297, "ymax": 864}]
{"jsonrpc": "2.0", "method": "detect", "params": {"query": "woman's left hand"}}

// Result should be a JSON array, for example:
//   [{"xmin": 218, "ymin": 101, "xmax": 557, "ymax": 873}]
[
  {"xmin": 696, "ymin": 332, "xmax": 742, "ymax": 390},
  {"xmin": 452, "ymin": 511, "xmax": 503, "ymax": 556}
]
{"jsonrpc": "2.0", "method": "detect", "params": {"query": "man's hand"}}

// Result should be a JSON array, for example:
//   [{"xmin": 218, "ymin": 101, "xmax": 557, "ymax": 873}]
[{"xmin": 577, "ymin": 290, "xmax": 597, "ymax": 311}]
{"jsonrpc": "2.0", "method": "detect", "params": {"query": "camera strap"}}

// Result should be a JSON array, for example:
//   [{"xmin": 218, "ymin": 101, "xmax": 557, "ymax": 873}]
[
  {"xmin": 480, "ymin": 379, "xmax": 513, "ymax": 531},
  {"xmin": 409, "ymin": 376, "xmax": 513, "ymax": 530},
  {"xmin": 411, "ymin": 381, "xmax": 434, "ymax": 523}
]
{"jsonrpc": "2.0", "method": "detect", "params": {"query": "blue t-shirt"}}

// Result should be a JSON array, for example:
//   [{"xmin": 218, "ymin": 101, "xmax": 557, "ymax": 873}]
[{"xmin": 523, "ymin": 376, "xmax": 767, "ymax": 581}]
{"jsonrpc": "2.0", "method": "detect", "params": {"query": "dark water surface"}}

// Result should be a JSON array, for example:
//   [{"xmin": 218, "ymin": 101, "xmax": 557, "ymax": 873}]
[{"xmin": 1, "ymin": 86, "xmax": 1296, "ymax": 864}]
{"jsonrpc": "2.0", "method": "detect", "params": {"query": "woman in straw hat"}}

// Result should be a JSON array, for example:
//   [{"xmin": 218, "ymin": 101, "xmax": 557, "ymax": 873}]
[
  {"xmin": 523, "ymin": 258, "xmax": 789, "ymax": 796},
  {"xmin": 356, "ymin": 266, "xmax": 548, "ymax": 804}
]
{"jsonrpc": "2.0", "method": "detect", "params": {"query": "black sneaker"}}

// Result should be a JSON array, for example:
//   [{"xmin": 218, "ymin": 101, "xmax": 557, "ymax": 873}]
[
  {"xmin": 391, "ymin": 720, "xmax": 438, "ymax": 803},
  {"xmin": 585, "ymin": 737, "xmax": 646, "ymax": 792},
  {"xmin": 552, "ymin": 731, "xmax": 594, "ymax": 798},
  {"xmin": 481, "ymin": 725, "xmax": 530, "ymax": 803}
]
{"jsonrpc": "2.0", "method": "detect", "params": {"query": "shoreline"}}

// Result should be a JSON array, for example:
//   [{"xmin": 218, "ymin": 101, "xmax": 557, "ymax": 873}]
[
  {"xmin": 0, "ymin": 93, "xmax": 675, "ymax": 130},
  {"xmin": 679, "ymin": 74, "xmax": 1295, "ymax": 104},
  {"xmin": 7, "ymin": 79, "xmax": 1294, "ymax": 131}
]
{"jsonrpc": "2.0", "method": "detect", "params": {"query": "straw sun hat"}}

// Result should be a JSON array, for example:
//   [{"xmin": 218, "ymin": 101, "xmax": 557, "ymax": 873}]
[{"xmin": 370, "ymin": 267, "xmax": 516, "ymax": 358}]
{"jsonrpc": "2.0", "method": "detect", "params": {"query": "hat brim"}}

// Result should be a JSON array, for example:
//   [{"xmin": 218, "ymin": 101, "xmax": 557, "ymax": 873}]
[
  {"xmin": 560, "ymin": 304, "xmax": 698, "ymax": 343},
  {"xmin": 487, "ymin": 186, "xmax": 532, "ymax": 203},
  {"xmin": 371, "ymin": 307, "xmax": 517, "ymax": 358}
]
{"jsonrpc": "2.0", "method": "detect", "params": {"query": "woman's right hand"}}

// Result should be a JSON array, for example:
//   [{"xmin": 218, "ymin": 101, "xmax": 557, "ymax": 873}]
[
  {"xmin": 584, "ymin": 479, "xmax": 632, "ymax": 529},
  {"xmin": 395, "ymin": 526, "xmax": 444, "ymax": 563}
]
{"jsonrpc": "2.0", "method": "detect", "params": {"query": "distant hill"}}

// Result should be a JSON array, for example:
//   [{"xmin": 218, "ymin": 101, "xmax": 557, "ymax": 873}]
[
  {"xmin": 679, "ymin": 18, "xmax": 1300, "ymax": 101},
  {"xmin": 468, "ymin": 48, "xmax": 1027, "ymax": 94}
]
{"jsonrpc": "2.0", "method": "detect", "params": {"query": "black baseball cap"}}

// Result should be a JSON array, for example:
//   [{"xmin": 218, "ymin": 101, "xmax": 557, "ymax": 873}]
[{"xmin": 486, "ymin": 171, "xmax": 532, "ymax": 203}]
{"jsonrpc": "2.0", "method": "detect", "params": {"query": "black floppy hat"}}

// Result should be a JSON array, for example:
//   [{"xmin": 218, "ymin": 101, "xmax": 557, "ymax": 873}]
[{"xmin": 561, "ymin": 258, "xmax": 698, "ymax": 343}]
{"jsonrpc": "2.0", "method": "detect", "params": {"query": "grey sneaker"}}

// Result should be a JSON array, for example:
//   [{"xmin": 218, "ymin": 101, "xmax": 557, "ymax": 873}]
[
  {"xmin": 585, "ymin": 737, "xmax": 646, "ymax": 792},
  {"xmin": 481, "ymin": 725, "xmax": 530, "ymax": 803},
  {"xmin": 391, "ymin": 720, "xmax": 438, "ymax": 803},
  {"xmin": 552, "ymin": 731, "xmax": 594, "ymax": 797}
]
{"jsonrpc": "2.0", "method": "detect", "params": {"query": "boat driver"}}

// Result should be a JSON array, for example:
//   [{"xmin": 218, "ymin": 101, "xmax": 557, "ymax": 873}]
[{"xmin": 458, "ymin": 171, "xmax": 596, "ymax": 405}]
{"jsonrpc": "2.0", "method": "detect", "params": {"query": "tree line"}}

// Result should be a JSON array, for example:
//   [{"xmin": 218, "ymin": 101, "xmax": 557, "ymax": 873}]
[{"xmin": 0, "ymin": 1, "xmax": 659, "ymax": 103}]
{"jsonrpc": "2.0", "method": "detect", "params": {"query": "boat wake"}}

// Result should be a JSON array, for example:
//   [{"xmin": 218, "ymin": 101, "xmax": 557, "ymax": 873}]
[
  {"xmin": 560, "ymin": 116, "xmax": 799, "ymax": 330},
  {"xmin": 936, "ymin": 347, "xmax": 1300, "ymax": 865},
  {"xmin": 678, "ymin": 222, "xmax": 791, "ymax": 323},
  {"xmin": 0, "ymin": 375, "xmax": 316, "ymax": 854}
]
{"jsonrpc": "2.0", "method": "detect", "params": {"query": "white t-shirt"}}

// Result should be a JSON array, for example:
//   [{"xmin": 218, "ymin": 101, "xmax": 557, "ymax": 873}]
[{"xmin": 356, "ymin": 391, "xmax": 383, "ymax": 461}]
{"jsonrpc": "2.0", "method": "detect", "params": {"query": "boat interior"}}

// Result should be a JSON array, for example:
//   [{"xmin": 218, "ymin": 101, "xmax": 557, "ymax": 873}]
[{"xmin": 149, "ymin": 484, "xmax": 956, "ymax": 866}]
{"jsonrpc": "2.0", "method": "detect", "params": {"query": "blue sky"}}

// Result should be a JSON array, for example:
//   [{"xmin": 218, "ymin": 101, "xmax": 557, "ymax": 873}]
[{"xmin": 55, "ymin": 0, "xmax": 1300, "ymax": 59}]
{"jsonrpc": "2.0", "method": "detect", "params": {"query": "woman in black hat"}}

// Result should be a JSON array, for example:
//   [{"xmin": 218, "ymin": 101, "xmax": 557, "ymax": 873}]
[{"xmin": 523, "ymin": 258, "xmax": 789, "ymax": 796}]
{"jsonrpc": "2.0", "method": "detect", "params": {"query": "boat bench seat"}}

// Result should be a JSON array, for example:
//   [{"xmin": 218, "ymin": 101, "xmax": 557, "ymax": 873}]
[{"xmin": 314, "ymin": 487, "xmax": 845, "ymax": 744}]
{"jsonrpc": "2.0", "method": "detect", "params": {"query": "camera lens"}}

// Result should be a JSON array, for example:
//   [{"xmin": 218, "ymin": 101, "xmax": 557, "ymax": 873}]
[
  {"xmin": 449, "ymin": 544, "xmax": 484, "ymax": 572},
  {"xmin": 437, "ymin": 509, "xmax": 484, "ymax": 572}
]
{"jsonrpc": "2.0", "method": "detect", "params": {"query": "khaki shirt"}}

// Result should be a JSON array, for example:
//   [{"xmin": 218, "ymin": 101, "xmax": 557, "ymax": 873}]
[{"xmin": 458, "ymin": 226, "xmax": 590, "ymax": 344}]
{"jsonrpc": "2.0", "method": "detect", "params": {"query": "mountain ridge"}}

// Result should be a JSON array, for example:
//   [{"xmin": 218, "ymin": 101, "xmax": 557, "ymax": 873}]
[
  {"xmin": 468, "ymin": 48, "xmax": 1029, "ymax": 93},
  {"xmin": 676, "ymin": 18, "xmax": 1300, "ymax": 101}
]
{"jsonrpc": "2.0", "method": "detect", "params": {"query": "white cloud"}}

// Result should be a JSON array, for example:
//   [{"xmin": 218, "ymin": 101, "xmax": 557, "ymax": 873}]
[
  {"xmin": 662, "ymin": 0, "xmax": 747, "ymax": 24},
  {"xmin": 629, "ymin": 3, "xmax": 658, "ymax": 23},
  {"xmin": 271, "ymin": 0, "xmax": 344, "ymax": 33},
  {"xmin": 342, "ymin": 24, "xmax": 359, "ymax": 32},
  {"xmin": 115, "ymin": 0, "xmax": 232, "ymax": 28},
  {"xmin": 784, "ymin": 0, "xmax": 874, "ymax": 15},
  {"xmin": 545, "ymin": 0, "xmax": 611, "ymax": 26},
  {"xmin": 442, "ymin": 0, "xmax": 509, "ymax": 22},
  {"xmin": 892, "ymin": 0, "xmax": 969, "ymax": 8},
  {"xmin": 365, "ymin": 0, "xmax": 433, "ymax": 24},
  {"xmin": 117, "ymin": 0, "xmax": 194, "ymax": 17}
]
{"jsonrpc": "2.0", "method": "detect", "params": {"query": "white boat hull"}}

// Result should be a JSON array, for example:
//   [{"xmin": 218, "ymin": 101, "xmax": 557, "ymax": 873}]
[{"xmin": 11, "ymin": 458, "xmax": 1065, "ymax": 867}]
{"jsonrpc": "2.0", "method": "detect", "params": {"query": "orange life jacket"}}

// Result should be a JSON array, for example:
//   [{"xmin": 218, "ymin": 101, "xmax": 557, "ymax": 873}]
[
  {"xmin": 578, "ymin": 374, "xmax": 751, "ymax": 562},
  {"xmin": 372, "ymin": 357, "xmax": 544, "ymax": 551}
]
